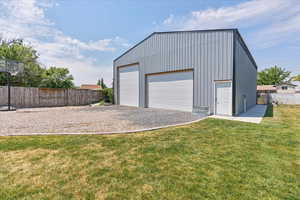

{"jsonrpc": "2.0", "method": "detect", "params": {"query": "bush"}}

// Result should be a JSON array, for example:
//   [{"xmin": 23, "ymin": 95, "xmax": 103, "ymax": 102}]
[{"xmin": 102, "ymin": 88, "xmax": 113, "ymax": 103}]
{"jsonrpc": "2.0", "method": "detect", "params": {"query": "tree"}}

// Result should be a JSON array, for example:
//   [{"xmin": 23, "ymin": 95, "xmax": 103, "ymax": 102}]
[
  {"xmin": 102, "ymin": 88, "xmax": 113, "ymax": 103},
  {"xmin": 97, "ymin": 78, "xmax": 107, "ymax": 89},
  {"xmin": 40, "ymin": 67, "xmax": 74, "ymax": 88},
  {"xmin": 293, "ymin": 74, "xmax": 300, "ymax": 81},
  {"xmin": 0, "ymin": 38, "xmax": 76, "ymax": 88},
  {"xmin": 100, "ymin": 78, "xmax": 107, "ymax": 89},
  {"xmin": 0, "ymin": 38, "xmax": 44, "ymax": 87},
  {"xmin": 257, "ymin": 66, "xmax": 291, "ymax": 85}
]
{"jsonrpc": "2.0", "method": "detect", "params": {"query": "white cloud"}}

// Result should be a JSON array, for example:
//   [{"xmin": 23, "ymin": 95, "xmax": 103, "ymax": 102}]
[
  {"xmin": 162, "ymin": 0, "xmax": 300, "ymax": 48},
  {"xmin": 163, "ymin": 14, "xmax": 175, "ymax": 25},
  {"xmin": 0, "ymin": 0, "xmax": 128, "ymax": 85},
  {"xmin": 254, "ymin": 13, "xmax": 300, "ymax": 47},
  {"xmin": 1, "ymin": 0, "xmax": 52, "ymax": 25},
  {"xmin": 40, "ymin": 56, "xmax": 113, "ymax": 88}
]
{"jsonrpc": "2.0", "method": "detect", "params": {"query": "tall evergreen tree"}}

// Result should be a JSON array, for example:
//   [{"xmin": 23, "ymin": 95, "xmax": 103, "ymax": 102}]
[{"xmin": 100, "ymin": 78, "xmax": 107, "ymax": 89}]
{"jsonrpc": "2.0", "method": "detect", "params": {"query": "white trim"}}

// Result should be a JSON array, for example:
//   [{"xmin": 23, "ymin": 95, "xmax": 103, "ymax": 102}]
[{"xmin": 214, "ymin": 80, "xmax": 233, "ymax": 116}]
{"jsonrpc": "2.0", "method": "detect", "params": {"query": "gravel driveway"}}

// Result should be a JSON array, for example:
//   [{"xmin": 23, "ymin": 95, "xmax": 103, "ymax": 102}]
[{"xmin": 0, "ymin": 105, "xmax": 205, "ymax": 136}]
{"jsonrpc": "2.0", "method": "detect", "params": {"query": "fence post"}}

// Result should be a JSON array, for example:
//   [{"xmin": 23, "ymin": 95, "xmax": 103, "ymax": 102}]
[{"xmin": 7, "ymin": 72, "xmax": 11, "ymax": 111}]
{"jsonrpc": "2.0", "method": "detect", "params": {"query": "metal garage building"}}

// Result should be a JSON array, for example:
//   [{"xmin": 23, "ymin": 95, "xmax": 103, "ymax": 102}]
[{"xmin": 113, "ymin": 29, "xmax": 257, "ymax": 116}]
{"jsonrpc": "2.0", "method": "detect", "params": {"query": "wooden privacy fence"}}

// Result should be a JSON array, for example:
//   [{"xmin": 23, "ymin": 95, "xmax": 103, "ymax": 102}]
[{"xmin": 0, "ymin": 86, "xmax": 103, "ymax": 108}]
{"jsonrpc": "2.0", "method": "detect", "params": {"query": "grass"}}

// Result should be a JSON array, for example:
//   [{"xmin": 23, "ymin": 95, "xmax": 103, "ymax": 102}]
[
  {"xmin": 99, "ymin": 100, "xmax": 105, "ymax": 106},
  {"xmin": 0, "ymin": 105, "xmax": 299, "ymax": 200}
]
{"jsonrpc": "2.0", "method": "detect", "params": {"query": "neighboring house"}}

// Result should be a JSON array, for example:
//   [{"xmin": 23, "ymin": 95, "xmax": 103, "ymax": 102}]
[
  {"xmin": 257, "ymin": 85, "xmax": 276, "ymax": 105},
  {"xmin": 257, "ymin": 83, "xmax": 299, "ymax": 94},
  {"xmin": 257, "ymin": 85, "xmax": 277, "ymax": 93},
  {"xmin": 113, "ymin": 29, "xmax": 257, "ymax": 116},
  {"xmin": 276, "ymin": 83, "xmax": 298, "ymax": 94},
  {"xmin": 80, "ymin": 84, "xmax": 102, "ymax": 90},
  {"xmin": 293, "ymin": 81, "xmax": 300, "ymax": 92}
]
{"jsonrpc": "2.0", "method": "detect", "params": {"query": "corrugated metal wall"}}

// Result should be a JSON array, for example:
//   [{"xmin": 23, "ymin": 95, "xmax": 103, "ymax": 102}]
[
  {"xmin": 235, "ymin": 38, "xmax": 257, "ymax": 114},
  {"xmin": 114, "ymin": 30, "xmax": 234, "ymax": 114}
]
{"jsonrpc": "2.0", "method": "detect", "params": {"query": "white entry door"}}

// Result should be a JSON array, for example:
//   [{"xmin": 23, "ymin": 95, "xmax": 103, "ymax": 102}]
[
  {"xmin": 147, "ymin": 71, "xmax": 193, "ymax": 112},
  {"xmin": 215, "ymin": 81, "xmax": 232, "ymax": 115},
  {"xmin": 119, "ymin": 65, "xmax": 139, "ymax": 107}
]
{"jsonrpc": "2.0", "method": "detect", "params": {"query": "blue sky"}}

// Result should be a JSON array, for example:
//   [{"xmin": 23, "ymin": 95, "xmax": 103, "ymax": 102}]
[{"xmin": 0, "ymin": 0, "xmax": 299, "ymax": 86}]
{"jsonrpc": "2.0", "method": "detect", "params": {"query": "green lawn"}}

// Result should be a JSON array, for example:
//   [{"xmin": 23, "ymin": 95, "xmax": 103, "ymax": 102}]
[{"xmin": 0, "ymin": 105, "xmax": 299, "ymax": 200}]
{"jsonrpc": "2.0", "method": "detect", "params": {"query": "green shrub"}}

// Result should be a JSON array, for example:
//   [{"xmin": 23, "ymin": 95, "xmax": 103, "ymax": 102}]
[{"xmin": 102, "ymin": 88, "xmax": 114, "ymax": 103}]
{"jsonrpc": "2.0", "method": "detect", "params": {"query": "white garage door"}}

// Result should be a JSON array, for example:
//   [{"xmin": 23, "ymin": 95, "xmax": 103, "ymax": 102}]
[
  {"xmin": 215, "ymin": 81, "xmax": 232, "ymax": 115},
  {"xmin": 119, "ymin": 65, "xmax": 139, "ymax": 107},
  {"xmin": 147, "ymin": 71, "xmax": 193, "ymax": 112}
]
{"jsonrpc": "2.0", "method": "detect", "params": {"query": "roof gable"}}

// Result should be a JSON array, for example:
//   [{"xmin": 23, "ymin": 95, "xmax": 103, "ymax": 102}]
[{"xmin": 114, "ymin": 29, "xmax": 236, "ymax": 63}]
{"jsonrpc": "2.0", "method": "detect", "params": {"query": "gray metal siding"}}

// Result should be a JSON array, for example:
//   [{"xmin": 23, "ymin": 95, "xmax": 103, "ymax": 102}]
[
  {"xmin": 234, "ymin": 38, "xmax": 257, "ymax": 114},
  {"xmin": 114, "ymin": 30, "xmax": 234, "ymax": 114}
]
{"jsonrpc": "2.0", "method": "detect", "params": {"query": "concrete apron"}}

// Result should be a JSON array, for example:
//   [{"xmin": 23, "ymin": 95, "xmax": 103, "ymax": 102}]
[{"xmin": 210, "ymin": 105, "xmax": 267, "ymax": 124}]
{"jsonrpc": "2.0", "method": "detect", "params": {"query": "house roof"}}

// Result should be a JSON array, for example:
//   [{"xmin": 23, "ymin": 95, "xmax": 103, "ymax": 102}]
[
  {"xmin": 279, "ymin": 82, "xmax": 297, "ymax": 87},
  {"xmin": 292, "ymin": 81, "xmax": 300, "ymax": 87},
  {"xmin": 80, "ymin": 84, "xmax": 102, "ymax": 90},
  {"xmin": 257, "ymin": 85, "xmax": 277, "ymax": 91}
]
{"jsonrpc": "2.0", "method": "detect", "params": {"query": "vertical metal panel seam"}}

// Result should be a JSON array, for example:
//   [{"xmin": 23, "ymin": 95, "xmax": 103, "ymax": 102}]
[{"xmin": 232, "ymin": 30, "xmax": 237, "ymax": 116}]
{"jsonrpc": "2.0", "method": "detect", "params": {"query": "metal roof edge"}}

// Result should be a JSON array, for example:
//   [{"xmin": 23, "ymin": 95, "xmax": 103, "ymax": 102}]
[
  {"xmin": 154, "ymin": 28, "xmax": 236, "ymax": 34},
  {"xmin": 113, "ymin": 32, "xmax": 155, "ymax": 63},
  {"xmin": 234, "ymin": 29, "xmax": 258, "ymax": 70}
]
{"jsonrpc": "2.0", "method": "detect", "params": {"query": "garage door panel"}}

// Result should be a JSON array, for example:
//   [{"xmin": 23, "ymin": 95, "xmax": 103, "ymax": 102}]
[
  {"xmin": 148, "ymin": 72, "xmax": 193, "ymax": 83},
  {"xmin": 119, "ymin": 65, "xmax": 139, "ymax": 107},
  {"xmin": 148, "ymin": 71, "xmax": 193, "ymax": 112}
]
